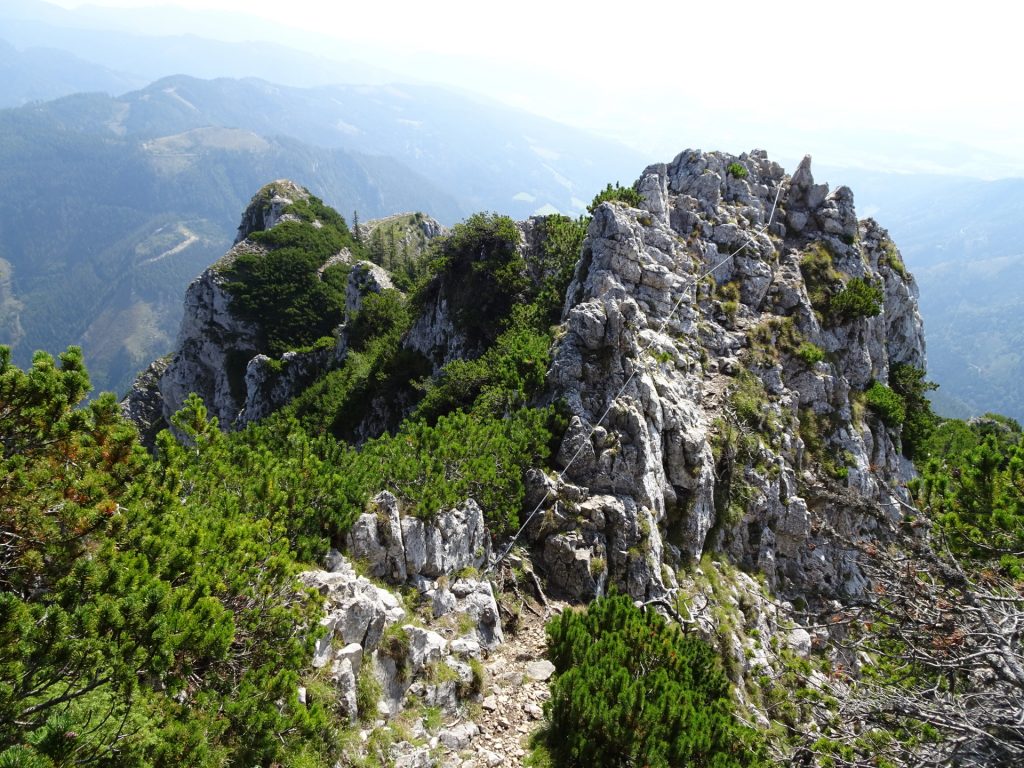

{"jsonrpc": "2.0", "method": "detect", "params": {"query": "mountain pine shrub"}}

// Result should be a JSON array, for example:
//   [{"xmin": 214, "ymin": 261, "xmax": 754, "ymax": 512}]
[
  {"xmin": 411, "ymin": 212, "xmax": 581, "ymax": 430},
  {"xmin": 587, "ymin": 182, "xmax": 643, "ymax": 214},
  {"xmin": 0, "ymin": 350, "xmax": 337, "ymax": 767},
  {"xmin": 889, "ymin": 363, "xmax": 937, "ymax": 458},
  {"xmin": 222, "ymin": 194, "xmax": 362, "ymax": 356},
  {"xmin": 795, "ymin": 341, "xmax": 826, "ymax": 366},
  {"xmin": 830, "ymin": 277, "xmax": 883, "ymax": 321},
  {"xmin": 865, "ymin": 380, "xmax": 905, "ymax": 427},
  {"xmin": 799, "ymin": 244, "xmax": 882, "ymax": 323},
  {"xmin": 532, "ymin": 214, "xmax": 588, "ymax": 325},
  {"xmin": 413, "ymin": 316, "xmax": 552, "ymax": 422},
  {"xmin": 727, "ymin": 161, "xmax": 749, "ymax": 179},
  {"xmin": 419, "ymin": 212, "xmax": 525, "ymax": 350},
  {"xmin": 912, "ymin": 415, "xmax": 1024, "ymax": 575},
  {"xmin": 541, "ymin": 593, "xmax": 766, "ymax": 768}
]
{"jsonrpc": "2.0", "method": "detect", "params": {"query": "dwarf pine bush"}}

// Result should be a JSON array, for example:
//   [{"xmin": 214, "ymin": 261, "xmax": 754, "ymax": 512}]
[{"xmin": 541, "ymin": 594, "xmax": 766, "ymax": 768}]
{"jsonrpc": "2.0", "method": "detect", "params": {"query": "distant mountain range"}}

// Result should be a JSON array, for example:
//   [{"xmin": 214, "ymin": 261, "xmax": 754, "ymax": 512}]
[
  {"xmin": 0, "ymin": 0, "xmax": 400, "ymax": 91},
  {"xmin": 95, "ymin": 74, "xmax": 646, "ymax": 219},
  {"xmin": 0, "ymin": 37, "xmax": 142, "ymax": 105},
  {"xmin": 0, "ymin": 0, "xmax": 648, "ymax": 219}
]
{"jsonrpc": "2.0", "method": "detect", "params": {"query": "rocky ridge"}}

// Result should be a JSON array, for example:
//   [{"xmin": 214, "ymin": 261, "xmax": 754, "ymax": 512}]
[
  {"xmin": 124, "ymin": 149, "xmax": 929, "ymax": 765},
  {"xmin": 532, "ymin": 150, "xmax": 924, "ymax": 604}
]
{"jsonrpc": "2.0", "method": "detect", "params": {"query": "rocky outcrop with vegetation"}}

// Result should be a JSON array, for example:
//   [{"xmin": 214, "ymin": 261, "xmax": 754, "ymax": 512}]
[
  {"xmin": 534, "ymin": 150, "xmax": 926, "ymax": 605},
  {"xmin": 122, "ymin": 152, "xmax": 929, "ymax": 747},
  {"xmin": 122, "ymin": 181, "xmax": 447, "ymax": 438}
]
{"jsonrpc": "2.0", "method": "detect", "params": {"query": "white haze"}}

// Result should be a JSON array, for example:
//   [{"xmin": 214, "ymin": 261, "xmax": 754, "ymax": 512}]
[{"xmin": 43, "ymin": 0, "xmax": 1024, "ymax": 178}]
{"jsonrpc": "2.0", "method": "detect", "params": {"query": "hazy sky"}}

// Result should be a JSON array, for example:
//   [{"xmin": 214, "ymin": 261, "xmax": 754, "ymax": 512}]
[{"xmin": 47, "ymin": 0, "xmax": 1024, "ymax": 176}]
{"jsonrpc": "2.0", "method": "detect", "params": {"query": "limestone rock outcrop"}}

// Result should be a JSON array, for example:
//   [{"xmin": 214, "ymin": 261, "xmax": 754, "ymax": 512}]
[
  {"xmin": 346, "ymin": 492, "xmax": 501, "ymax": 649},
  {"xmin": 157, "ymin": 242, "xmax": 265, "ymax": 429},
  {"xmin": 536, "ymin": 149, "xmax": 925, "ymax": 603},
  {"xmin": 302, "ymin": 538, "xmax": 500, "ymax": 726},
  {"xmin": 121, "ymin": 151, "xmax": 936, "ymax": 767},
  {"xmin": 234, "ymin": 179, "xmax": 308, "ymax": 242},
  {"xmin": 121, "ymin": 182, "xmax": 444, "ymax": 434},
  {"xmin": 120, "ymin": 357, "xmax": 170, "ymax": 448},
  {"xmin": 122, "ymin": 181, "xmax": 312, "ymax": 432}
]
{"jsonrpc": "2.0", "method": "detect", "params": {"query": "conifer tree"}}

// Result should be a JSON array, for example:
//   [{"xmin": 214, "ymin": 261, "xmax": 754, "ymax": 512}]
[
  {"xmin": 0, "ymin": 350, "xmax": 335, "ymax": 767},
  {"xmin": 542, "ymin": 594, "xmax": 766, "ymax": 768},
  {"xmin": 369, "ymin": 227, "xmax": 386, "ymax": 267}
]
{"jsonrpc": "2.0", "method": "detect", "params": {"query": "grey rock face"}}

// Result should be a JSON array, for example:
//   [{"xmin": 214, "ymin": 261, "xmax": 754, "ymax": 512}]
[
  {"xmin": 119, "ymin": 357, "xmax": 170, "ymax": 446},
  {"xmin": 347, "ymin": 492, "xmax": 491, "ymax": 583},
  {"xmin": 346, "ymin": 261, "xmax": 394, "ymax": 319},
  {"xmin": 331, "ymin": 657, "xmax": 358, "ymax": 722},
  {"xmin": 337, "ymin": 642, "xmax": 364, "ymax": 675},
  {"xmin": 234, "ymin": 179, "xmax": 308, "ymax": 243},
  {"xmin": 416, "ymin": 215, "xmax": 445, "ymax": 240},
  {"xmin": 541, "ymin": 149, "xmax": 926, "ymax": 603},
  {"xmin": 404, "ymin": 626, "xmax": 446, "ymax": 673},
  {"xmin": 402, "ymin": 500, "xmax": 490, "ymax": 578},
  {"xmin": 342, "ymin": 491, "xmax": 502, "ymax": 652},
  {"xmin": 123, "ymin": 182, "xmax": 313, "ymax": 430},
  {"xmin": 393, "ymin": 748, "xmax": 434, "ymax": 768},
  {"xmin": 448, "ymin": 637, "xmax": 481, "ymax": 658},
  {"xmin": 157, "ymin": 260, "xmax": 263, "ymax": 429},
  {"xmin": 403, "ymin": 217, "xmax": 551, "ymax": 374},
  {"xmin": 347, "ymin": 492, "xmax": 409, "ymax": 583},
  {"xmin": 404, "ymin": 290, "xmax": 468, "ymax": 372},
  {"xmin": 438, "ymin": 721, "xmax": 479, "ymax": 751},
  {"xmin": 637, "ymin": 163, "xmax": 670, "ymax": 225},
  {"xmin": 450, "ymin": 578, "xmax": 503, "ymax": 649},
  {"xmin": 301, "ymin": 551, "xmax": 496, "ymax": 726},
  {"xmin": 863, "ymin": 219, "xmax": 926, "ymax": 370},
  {"xmin": 524, "ymin": 660, "xmax": 555, "ymax": 682},
  {"xmin": 542, "ymin": 529, "xmax": 606, "ymax": 601},
  {"xmin": 239, "ymin": 345, "xmax": 334, "ymax": 425}
]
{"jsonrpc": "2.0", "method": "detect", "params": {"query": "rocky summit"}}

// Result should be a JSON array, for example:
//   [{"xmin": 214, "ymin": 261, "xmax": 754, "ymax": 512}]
[
  {"xmin": 537, "ymin": 150, "xmax": 924, "ymax": 603},
  {"xmin": 120, "ymin": 148, "xmax": 935, "ymax": 766}
]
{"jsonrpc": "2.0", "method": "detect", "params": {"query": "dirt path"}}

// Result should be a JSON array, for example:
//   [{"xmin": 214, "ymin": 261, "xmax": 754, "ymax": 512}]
[
  {"xmin": 141, "ymin": 225, "xmax": 199, "ymax": 265},
  {"xmin": 447, "ymin": 579, "xmax": 566, "ymax": 767}
]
